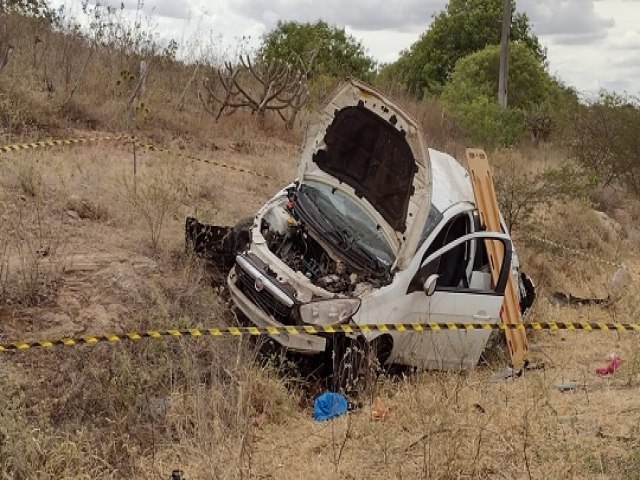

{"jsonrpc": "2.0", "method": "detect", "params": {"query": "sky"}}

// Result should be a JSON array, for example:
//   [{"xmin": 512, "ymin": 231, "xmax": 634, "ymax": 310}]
[{"xmin": 53, "ymin": 0, "xmax": 640, "ymax": 95}]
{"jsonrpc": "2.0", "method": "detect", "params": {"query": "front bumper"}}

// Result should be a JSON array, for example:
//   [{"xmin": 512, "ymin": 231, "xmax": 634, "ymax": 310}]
[{"xmin": 227, "ymin": 266, "xmax": 327, "ymax": 353}]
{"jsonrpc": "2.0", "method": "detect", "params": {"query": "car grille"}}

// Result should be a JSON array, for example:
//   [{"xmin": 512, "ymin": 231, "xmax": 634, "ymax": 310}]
[{"xmin": 236, "ymin": 265, "xmax": 294, "ymax": 325}]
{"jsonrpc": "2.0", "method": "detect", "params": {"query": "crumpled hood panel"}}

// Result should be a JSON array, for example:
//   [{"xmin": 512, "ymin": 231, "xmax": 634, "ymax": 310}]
[
  {"xmin": 312, "ymin": 104, "xmax": 417, "ymax": 232},
  {"xmin": 298, "ymin": 78, "xmax": 431, "ymax": 267}
]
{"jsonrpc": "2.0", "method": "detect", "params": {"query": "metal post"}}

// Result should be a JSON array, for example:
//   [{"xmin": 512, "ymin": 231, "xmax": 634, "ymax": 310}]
[
  {"xmin": 132, "ymin": 134, "xmax": 137, "ymax": 195},
  {"xmin": 498, "ymin": 0, "xmax": 511, "ymax": 108}
]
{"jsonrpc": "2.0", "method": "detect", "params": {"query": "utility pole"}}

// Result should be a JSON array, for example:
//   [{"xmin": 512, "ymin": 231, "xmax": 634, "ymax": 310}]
[{"xmin": 498, "ymin": 0, "xmax": 511, "ymax": 108}]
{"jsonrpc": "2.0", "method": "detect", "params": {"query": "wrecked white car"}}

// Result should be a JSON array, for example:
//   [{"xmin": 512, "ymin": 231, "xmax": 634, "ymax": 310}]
[{"xmin": 186, "ymin": 78, "xmax": 535, "ymax": 371}]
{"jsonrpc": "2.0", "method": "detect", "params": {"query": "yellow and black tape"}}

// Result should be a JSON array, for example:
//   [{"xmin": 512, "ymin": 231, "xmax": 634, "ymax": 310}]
[
  {"xmin": 0, "ymin": 135, "xmax": 282, "ymax": 182},
  {"xmin": 524, "ymin": 234, "xmax": 640, "ymax": 276},
  {"xmin": 133, "ymin": 140, "xmax": 280, "ymax": 181},
  {"xmin": 3, "ymin": 321, "xmax": 640, "ymax": 353},
  {"xmin": 0, "ymin": 135, "xmax": 131, "ymax": 154}
]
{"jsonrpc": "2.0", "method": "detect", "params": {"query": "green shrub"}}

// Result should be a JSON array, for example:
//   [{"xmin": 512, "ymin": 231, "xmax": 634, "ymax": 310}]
[
  {"xmin": 569, "ymin": 91, "xmax": 640, "ymax": 192},
  {"xmin": 441, "ymin": 43, "xmax": 576, "ymax": 147},
  {"xmin": 447, "ymin": 95, "xmax": 525, "ymax": 147}
]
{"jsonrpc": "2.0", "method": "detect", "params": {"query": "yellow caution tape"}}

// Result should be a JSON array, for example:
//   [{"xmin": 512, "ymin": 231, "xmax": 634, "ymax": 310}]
[
  {"xmin": 524, "ymin": 234, "xmax": 640, "ymax": 276},
  {"xmin": 2, "ymin": 322, "xmax": 640, "ymax": 353},
  {"xmin": 0, "ymin": 135, "xmax": 131, "ymax": 153},
  {"xmin": 0, "ymin": 135, "xmax": 282, "ymax": 182},
  {"xmin": 133, "ymin": 140, "xmax": 279, "ymax": 181}
]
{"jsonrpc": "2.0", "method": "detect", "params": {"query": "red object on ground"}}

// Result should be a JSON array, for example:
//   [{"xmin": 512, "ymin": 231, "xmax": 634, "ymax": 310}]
[
  {"xmin": 596, "ymin": 354, "xmax": 622, "ymax": 375},
  {"xmin": 372, "ymin": 396, "xmax": 390, "ymax": 421}
]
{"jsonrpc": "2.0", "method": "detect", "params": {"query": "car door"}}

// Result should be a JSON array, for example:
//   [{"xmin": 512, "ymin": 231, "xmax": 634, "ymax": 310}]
[{"xmin": 394, "ymin": 231, "xmax": 513, "ymax": 370}]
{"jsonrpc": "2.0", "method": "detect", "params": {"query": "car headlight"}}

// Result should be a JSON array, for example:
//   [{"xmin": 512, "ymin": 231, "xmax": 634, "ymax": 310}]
[{"xmin": 299, "ymin": 298, "xmax": 361, "ymax": 326}]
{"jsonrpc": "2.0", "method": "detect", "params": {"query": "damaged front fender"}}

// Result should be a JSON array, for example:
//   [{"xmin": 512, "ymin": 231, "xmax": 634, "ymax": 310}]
[{"xmin": 185, "ymin": 216, "xmax": 252, "ymax": 276}]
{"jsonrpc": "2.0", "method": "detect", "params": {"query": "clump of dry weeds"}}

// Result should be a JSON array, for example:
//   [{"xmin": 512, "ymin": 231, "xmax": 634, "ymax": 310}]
[
  {"xmin": 65, "ymin": 194, "xmax": 109, "ymax": 221},
  {"xmin": 117, "ymin": 160, "xmax": 186, "ymax": 255},
  {"xmin": 0, "ymin": 191, "xmax": 66, "ymax": 307}
]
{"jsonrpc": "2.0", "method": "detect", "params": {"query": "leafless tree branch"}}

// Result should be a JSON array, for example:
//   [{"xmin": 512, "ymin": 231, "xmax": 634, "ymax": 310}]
[
  {"xmin": 199, "ymin": 54, "xmax": 308, "ymax": 128},
  {"xmin": 59, "ymin": 47, "xmax": 94, "ymax": 108}
]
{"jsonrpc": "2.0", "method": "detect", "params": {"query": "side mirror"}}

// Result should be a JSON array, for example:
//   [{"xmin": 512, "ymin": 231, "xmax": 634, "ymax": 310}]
[{"xmin": 423, "ymin": 274, "xmax": 439, "ymax": 296}]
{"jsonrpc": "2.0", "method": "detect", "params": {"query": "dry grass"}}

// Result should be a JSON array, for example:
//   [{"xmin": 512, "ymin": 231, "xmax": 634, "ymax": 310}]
[
  {"xmin": 0, "ymin": 10, "xmax": 306, "ymax": 156},
  {"xmin": 0, "ymin": 157, "xmax": 67, "ymax": 306},
  {"xmin": 236, "ymin": 328, "xmax": 640, "ymax": 480}
]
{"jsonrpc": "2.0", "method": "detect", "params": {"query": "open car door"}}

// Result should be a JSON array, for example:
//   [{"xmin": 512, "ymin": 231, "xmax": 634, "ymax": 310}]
[{"xmin": 396, "ymin": 232, "xmax": 512, "ymax": 370}]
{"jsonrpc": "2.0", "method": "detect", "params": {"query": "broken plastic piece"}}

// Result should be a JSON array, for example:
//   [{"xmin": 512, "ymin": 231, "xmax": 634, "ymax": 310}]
[
  {"xmin": 491, "ymin": 367, "xmax": 515, "ymax": 382},
  {"xmin": 555, "ymin": 382, "xmax": 579, "ymax": 392},
  {"xmin": 596, "ymin": 354, "xmax": 622, "ymax": 376}
]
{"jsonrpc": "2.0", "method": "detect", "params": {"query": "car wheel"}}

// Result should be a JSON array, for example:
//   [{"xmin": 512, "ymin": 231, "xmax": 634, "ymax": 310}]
[{"xmin": 331, "ymin": 334, "xmax": 393, "ymax": 395}]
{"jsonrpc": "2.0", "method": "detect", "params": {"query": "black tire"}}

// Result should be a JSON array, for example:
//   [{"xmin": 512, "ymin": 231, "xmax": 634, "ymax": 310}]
[
  {"xmin": 331, "ymin": 334, "xmax": 393, "ymax": 395},
  {"xmin": 519, "ymin": 271, "xmax": 536, "ymax": 315}
]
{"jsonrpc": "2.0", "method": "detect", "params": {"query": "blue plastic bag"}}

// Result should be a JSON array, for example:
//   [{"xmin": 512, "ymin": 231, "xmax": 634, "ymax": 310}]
[{"xmin": 313, "ymin": 391, "xmax": 348, "ymax": 421}]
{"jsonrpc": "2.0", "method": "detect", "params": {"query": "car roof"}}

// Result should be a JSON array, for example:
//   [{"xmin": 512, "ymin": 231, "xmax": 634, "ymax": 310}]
[{"xmin": 429, "ymin": 148, "xmax": 475, "ymax": 213}]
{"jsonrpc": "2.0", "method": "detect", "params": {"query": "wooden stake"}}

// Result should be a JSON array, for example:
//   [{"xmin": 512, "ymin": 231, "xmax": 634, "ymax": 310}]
[{"xmin": 466, "ymin": 148, "xmax": 529, "ymax": 369}]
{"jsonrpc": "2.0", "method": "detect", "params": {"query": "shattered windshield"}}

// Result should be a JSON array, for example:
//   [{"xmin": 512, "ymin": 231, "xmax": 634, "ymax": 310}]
[{"xmin": 296, "ymin": 181, "xmax": 395, "ymax": 268}]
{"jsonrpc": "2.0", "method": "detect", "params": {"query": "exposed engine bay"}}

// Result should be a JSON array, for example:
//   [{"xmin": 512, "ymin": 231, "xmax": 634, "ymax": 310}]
[
  {"xmin": 258, "ymin": 189, "xmax": 393, "ymax": 295},
  {"xmin": 264, "ymin": 220, "xmax": 354, "ymax": 294},
  {"xmin": 185, "ymin": 190, "xmax": 394, "ymax": 296}
]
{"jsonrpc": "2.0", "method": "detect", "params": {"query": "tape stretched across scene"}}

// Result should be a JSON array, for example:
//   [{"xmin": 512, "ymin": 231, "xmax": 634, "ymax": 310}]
[
  {"xmin": 2, "ymin": 322, "xmax": 640, "ymax": 353},
  {"xmin": 0, "ymin": 135, "xmax": 131, "ymax": 153},
  {"xmin": 133, "ymin": 140, "xmax": 279, "ymax": 180},
  {"xmin": 0, "ymin": 135, "xmax": 280, "ymax": 181}
]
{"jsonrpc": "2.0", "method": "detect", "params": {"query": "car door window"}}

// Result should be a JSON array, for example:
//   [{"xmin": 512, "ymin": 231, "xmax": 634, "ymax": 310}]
[
  {"xmin": 408, "ymin": 233, "xmax": 512, "ymax": 295},
  {"xmin": 415, "ymin": 205, "xmax": 443, "ymax": 254},
  {"xmin": 420, "ymin": 213, "xmax": 470, "ymax": 261}
]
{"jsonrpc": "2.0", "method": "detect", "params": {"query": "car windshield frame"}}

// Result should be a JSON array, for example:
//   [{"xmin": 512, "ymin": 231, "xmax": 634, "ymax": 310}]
[{"xmin": 295, "ymin": 181, "xmax": 395, "ymax": 269}]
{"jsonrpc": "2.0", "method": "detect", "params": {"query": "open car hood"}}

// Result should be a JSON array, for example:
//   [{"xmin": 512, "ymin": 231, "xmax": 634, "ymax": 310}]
[{"xmin": 298, "ymin": 78, "xmax": 432, "ymax": 266}]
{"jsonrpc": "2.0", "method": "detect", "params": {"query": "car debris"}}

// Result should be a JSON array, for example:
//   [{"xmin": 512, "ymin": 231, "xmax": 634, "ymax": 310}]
[
  {"xmin": 186, "ymin": 78, "xmax": 536, "ymax": 372},
  {"xmin": 549, "ymin": 292, "xmax": 608, "ymax": 306},
  {"xmin": 371, "ymin": 396, "xmax": 390, "ymax": 421},
  {"xmin": 554, "ymin": 382, "xmax": 579, "ymax": 392},
  {"xmin": 596, "ymin": 353, "xmax": 622, "ymax": 375},
  {"xmin": 490, "ymin": 361, "xmax": 546, "ymax": 382}
]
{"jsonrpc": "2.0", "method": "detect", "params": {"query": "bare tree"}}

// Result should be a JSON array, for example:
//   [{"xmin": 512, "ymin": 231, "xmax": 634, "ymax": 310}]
[
  {"xmin": 525, "ymin": 108, "xmax": 553, "ymax": 145},
  {"xmin": 199, "ymin": 54, "xmax": 308, "ymax": 128},
  {"xmin": 59, "ymin": 47, "xmax": 93, "ymax": 108}
]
